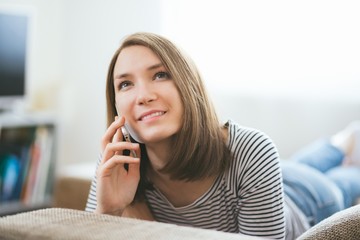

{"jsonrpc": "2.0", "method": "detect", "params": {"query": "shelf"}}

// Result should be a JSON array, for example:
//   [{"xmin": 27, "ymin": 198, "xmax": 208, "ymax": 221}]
[
  {"xmin": 0, "ymin": 199, "xmax": 53, "ymax": 216},
  {"xmin": 0, "ymin": 111, "xmax": 56, "ymax": 128},
  {"xmin": 0, "ymin": 112, "xmax": 56, "ymax": 216}
]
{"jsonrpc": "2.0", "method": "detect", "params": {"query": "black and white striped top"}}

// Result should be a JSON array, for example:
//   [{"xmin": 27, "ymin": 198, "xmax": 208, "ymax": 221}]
[{"xmin": 86, "ymin": 120, "xmax": 285, "ymax": 239}]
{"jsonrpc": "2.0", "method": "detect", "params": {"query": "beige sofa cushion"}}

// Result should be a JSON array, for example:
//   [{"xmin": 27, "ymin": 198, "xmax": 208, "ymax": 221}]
[
  {"xmin": 297, "ymin": 204, "xmax": 360, "ymax": 240},
  {"xmin": 0, "ymin": 208, "xmax": 262, "ymax": 240}
]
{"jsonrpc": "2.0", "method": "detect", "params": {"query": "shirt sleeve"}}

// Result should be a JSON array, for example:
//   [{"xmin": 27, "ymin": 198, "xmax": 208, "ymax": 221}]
[
  {"xmin": 85, "ymin": 153, "xmax": 102, "ymax": 212},
  {"xmin": 229, "ymin": 124, "xmax": 285, "ymax": 239}
]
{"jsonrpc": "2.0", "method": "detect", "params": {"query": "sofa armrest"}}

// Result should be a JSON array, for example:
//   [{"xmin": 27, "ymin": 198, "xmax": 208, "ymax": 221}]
[
  {"xmin": 297, "ymin": 204, "xmax": 360, "ymax": 240},
  {"xmin": 0, "ymin": 208, "xmax": 262, "ymax": 240}
]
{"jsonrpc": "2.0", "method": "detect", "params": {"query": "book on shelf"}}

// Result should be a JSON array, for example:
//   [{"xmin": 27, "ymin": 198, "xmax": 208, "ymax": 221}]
[
  {"xmin": 0, "ymin": 125, "xmax": 55, "ymax": 208},
  {"xmin": 29, "ymin": 127, "xmax": 54, "ymax": 204}
]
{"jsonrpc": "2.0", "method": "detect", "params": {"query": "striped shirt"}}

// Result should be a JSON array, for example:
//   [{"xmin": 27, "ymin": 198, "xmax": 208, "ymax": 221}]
[{"xmin": 86, "ymin": 120, "xmax": 286, "ymax": 239}]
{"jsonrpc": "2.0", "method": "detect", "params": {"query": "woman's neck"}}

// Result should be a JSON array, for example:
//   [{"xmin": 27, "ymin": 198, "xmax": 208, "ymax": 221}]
[{"xmin": 145, "ymin": 139, "xmax": 173, "ymax": 171}]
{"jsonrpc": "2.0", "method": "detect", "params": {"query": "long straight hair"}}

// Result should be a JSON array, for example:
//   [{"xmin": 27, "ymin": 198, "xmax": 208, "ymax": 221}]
[{"xmin": 106, "ymin": 32, "xmax": 230, "ymax": 198}]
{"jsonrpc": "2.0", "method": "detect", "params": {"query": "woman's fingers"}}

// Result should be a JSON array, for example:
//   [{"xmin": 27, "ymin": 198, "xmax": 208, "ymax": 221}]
[
  {"xmin": 101, "ymin": 142, "xmax": 140, "ymax": 164},
  {"xmin": 112, "ymin": 117, "xmax": 123, "ymax": 144},
  {"xmin": 99, "ymin": 115, "xmax": 141, "ymax": 180},
  {"xmin": 127, "ymin": 161, "xmax": 141, "ymax": 176},
  {"xmin": 101, "ymin": 155, "xmax": 140, "ymax": 173},
  {"xmin": 127, "ymin": 147, "xmax": 141, "ymax": 173},
  {"xmin": 97, "ymin": 155, "xmax": 140, "ymax": 181},
  {"xmin": 96, "ymin": 116, "xmax": 142, "ymax": 215},
  {"xmin": 112, "ymin": 125, "xmax": 122, "ymax": 156},
  {"xmin": 101, "ymin": 116, "xmax": 125, "ymax": 151}
]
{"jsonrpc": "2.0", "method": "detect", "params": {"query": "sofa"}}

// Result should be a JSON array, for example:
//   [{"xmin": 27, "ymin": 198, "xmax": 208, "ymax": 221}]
[
  {"xmin": 0, "ymin": 208, "xmax": 262, "ymax": 240},
  {"xmin": 297, "ymin": 204, "xmax": 360, "ymax": 239},
  {"xmin": 0, "ymin": 203, "xmax": 359, "ymax": 239},
  {"xmin": 2, "ymin": 95, "xmax": 359, "ymax": 240},
  {"xmin": 0, "ymin": 173, "xmax": 359, "ymax": 240}
]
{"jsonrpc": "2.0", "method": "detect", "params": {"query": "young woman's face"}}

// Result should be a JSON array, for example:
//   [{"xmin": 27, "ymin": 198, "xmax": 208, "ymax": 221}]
[{"xmin": 113, "ymin": 45, "xmax": 184, "ymax": 144}]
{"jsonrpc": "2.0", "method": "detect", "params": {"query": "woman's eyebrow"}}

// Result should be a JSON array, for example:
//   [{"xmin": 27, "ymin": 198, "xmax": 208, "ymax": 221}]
[
  {"xmin": 147, "ymin": 63, "xmax": 163, "ymax": 71},
  {"xmin": 114, "ymin": 63, "xmax": 164, "ymax": 79},
  {"xmin": 114, "ymin": 73, "xmax": 129, "ymax": 80}
]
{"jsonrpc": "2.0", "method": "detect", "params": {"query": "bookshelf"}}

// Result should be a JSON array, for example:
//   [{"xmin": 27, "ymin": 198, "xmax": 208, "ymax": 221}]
[{"xmin": 0, "ymin": 112, "xmax": 56, "ymax": 216}]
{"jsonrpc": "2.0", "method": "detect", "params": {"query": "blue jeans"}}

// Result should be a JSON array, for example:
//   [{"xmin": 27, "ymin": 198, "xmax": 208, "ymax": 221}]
[{"xmin": 281, "ymin": 139, "xmax": 360, "ymax": 226}]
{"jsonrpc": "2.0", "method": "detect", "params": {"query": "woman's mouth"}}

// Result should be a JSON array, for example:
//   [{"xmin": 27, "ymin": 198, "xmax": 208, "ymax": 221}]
[{"xmin": 140, "ymin": 111, "xmax": 165, "ymax": 121}]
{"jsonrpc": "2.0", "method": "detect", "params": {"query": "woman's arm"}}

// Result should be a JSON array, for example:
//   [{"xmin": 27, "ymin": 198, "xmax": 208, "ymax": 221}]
[{"xmin": 230, "ymin": 126, "xmax": 285, "ymax": 239}]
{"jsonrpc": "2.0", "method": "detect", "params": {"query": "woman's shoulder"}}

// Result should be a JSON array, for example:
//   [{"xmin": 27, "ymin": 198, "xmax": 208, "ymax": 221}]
[
  {"xmin": 224, "ymin": 119, "xmax": 279, "ymax": 166},
  {"xmin": 224, "ymin": 119, "xmax": 274, "ymax": 145}
]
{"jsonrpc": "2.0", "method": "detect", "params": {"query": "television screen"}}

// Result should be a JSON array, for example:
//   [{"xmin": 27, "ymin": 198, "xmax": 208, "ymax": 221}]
[{"xmin": 0, "ymin": 6, "xmax": 31, "ymax": 111}]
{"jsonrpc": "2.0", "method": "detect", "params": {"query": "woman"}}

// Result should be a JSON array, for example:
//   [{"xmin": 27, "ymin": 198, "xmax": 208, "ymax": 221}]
[{"xmin": 86, "ymin": 32, "xmax": 360, "ymax": 240}]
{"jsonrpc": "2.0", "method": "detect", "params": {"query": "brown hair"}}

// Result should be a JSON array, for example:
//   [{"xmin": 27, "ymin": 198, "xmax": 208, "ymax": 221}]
[{"xmin": 105, "ymin": 32, "xmax": 230, "ymax": 197}]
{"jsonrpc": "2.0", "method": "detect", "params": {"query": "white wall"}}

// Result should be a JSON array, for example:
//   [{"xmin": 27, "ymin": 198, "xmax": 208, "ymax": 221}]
[
  {"xmin": 0, "ymin": 0, "xmax": 162, "ymax": 167},
  {"xmin": 159, "ymin": 0, "xmax": 360, "ymax": 158},
  {"xmin": 57, "ymin": 0, "xmax": 162, "ymax": 166},
  {"xmin": 1, "ymin": 0, "xmax": 359, "ymax": 166},
  {"xmin": 212, "ymin": 93, "xmax": 360, "ymax": 159},
  {"xmin": 160, "ymin": 0, "xmax": 360, "ymax": 101}
]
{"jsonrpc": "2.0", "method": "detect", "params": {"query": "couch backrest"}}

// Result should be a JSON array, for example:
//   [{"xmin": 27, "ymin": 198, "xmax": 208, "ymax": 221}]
[{"xmin": 212, "ymin": 93, "xmax": 360, "ymax": 159}]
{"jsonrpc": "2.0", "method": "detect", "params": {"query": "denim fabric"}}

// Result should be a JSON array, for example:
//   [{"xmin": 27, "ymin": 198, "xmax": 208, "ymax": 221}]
[
  {"xmin": 326, "ymin": 167, "xmax": 360, "ymax": 208},
  {"xmin": 281, "ymin": 140, "xmax": 360, "ymax": 226},
  {"xmin": 290, "ymin": 139, "xmax": 344, "ymax": 173},
  {"xmin": 281, "ymin": 162, "xmax": 344, "ymax": 226}
]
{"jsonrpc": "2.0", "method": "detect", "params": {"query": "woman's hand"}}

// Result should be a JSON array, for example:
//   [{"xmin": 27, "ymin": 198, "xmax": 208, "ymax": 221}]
[
  {"xmin": 122, "ymin": 201, "xmax": 155, "ymax": 221},
  {"xmin": 95, "ymin": 116, "xmax": 141, "ymax": 216}
]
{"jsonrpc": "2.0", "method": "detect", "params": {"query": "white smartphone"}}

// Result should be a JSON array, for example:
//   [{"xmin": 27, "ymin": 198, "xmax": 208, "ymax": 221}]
[{"xmin": 121, "ymin": 125, "xmax": 137, "ymax": 158}]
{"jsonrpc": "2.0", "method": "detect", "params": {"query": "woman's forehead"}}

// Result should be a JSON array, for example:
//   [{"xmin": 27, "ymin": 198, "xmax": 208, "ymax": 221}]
[{"xmin": 114, "ymin": 46, "xmax": 162, "ymax": 75}]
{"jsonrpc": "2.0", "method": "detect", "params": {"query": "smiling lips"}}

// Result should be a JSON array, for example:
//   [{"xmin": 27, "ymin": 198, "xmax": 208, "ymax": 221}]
[{"xmin": 140, "ymin": 111, "xmax": 165, "ymax": 121}]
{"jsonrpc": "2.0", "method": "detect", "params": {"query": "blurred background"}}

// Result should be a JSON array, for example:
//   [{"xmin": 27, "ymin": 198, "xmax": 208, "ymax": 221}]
[{"xmin": 1, "ymin": 0, "xmax": 360, "ymax": 172}]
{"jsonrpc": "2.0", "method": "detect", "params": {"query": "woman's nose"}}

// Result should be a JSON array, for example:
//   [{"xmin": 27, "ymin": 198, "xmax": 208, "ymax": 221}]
[{"xmin": 135, "ymin": 83, "xmax": 157, "ymax": 105}]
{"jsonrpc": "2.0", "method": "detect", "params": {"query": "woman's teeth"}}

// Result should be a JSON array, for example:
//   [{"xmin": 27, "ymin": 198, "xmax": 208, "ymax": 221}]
[{"xmin": 141, "ymin": 111, "xmax": 165, "ymax": 121}]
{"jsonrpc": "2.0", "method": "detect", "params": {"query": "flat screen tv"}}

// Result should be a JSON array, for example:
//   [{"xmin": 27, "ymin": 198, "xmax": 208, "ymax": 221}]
[{"xmin": 0, "ymin": 6, "xmax": 33, "ymax": 112}]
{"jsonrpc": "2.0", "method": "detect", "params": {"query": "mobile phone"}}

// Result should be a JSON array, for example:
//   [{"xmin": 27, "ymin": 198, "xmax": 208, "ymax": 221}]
[
  {"xmin": 115, "ymin": 102, "xmax": 139, "ymax": 158},
  {"xmin": 121, "ymin": 125, "xmax": 137, "ymax": 158},
  {"xmin": 115, "ymin": 103, "xmax": 143, "ymax": 143}
]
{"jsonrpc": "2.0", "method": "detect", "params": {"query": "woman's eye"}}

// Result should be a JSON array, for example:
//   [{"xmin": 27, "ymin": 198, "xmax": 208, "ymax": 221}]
[
  {"xmin": 118, "ymin": 81, "xmax": 132, "ymax": 90},
  {"xmin": 154, "ymin": 72, "xmax": 170, "ymax": 80}
]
